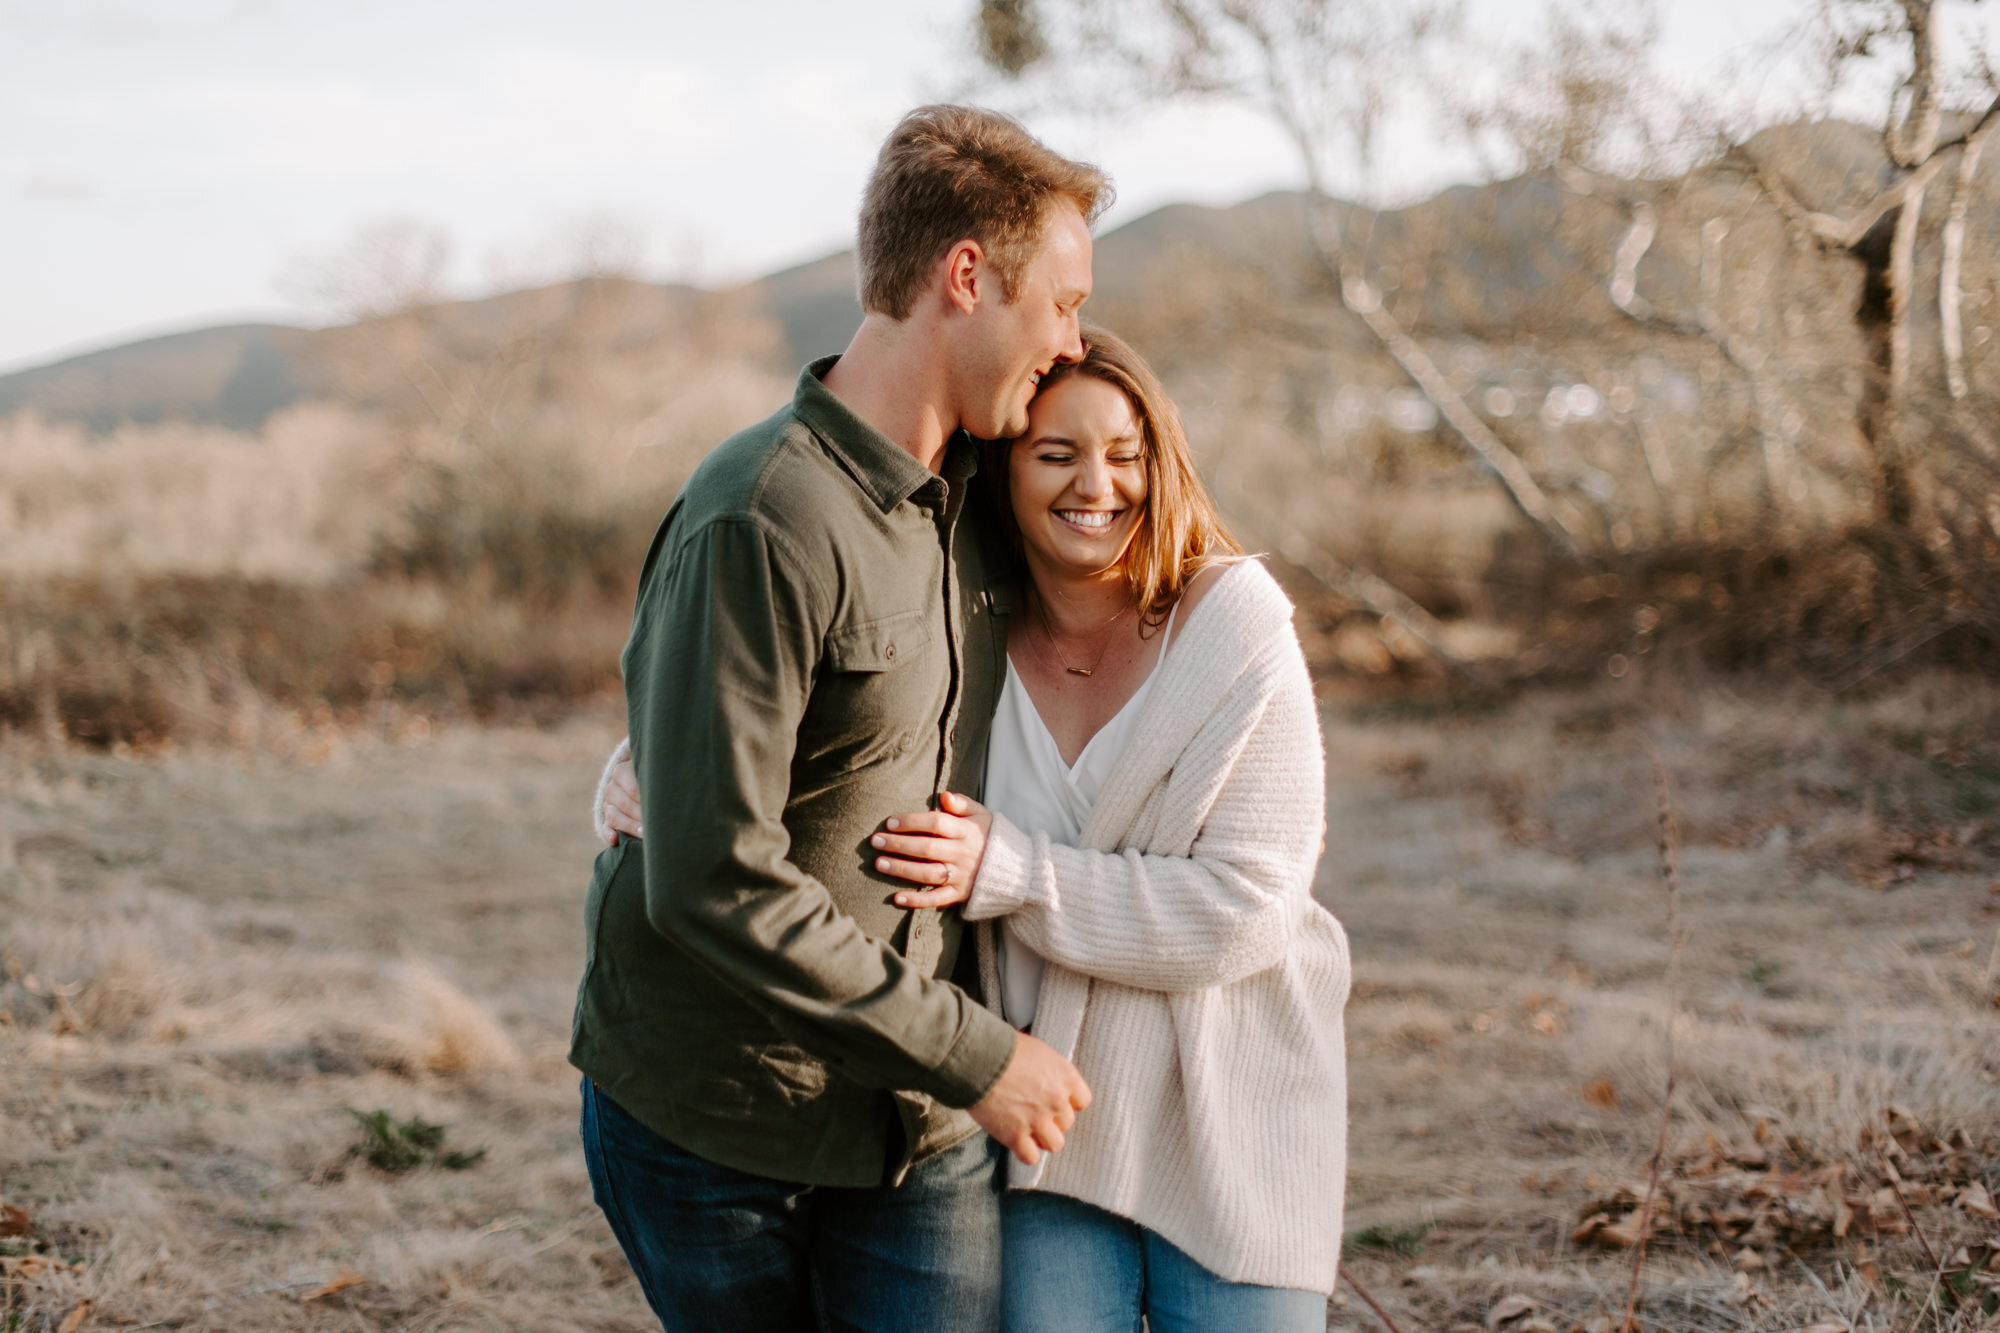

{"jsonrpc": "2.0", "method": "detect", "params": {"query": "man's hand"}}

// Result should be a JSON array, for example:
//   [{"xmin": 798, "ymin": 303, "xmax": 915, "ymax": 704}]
[{"xmin": 967, "ymin": 1030, "xmax": 1091, "ymax": 1166}]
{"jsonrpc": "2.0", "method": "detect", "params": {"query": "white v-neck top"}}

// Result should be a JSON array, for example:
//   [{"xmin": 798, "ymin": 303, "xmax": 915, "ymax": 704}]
[{"xmin": 983, "ymin": 601, "xmax": 1179, "ymax": 1028}]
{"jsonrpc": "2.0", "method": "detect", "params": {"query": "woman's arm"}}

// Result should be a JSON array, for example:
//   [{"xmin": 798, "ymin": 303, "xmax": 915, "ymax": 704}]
[
  {"xmin": 969, "ymin": 641, "xmax": 1325, "ymax": 994},
  {"xmin": 592, "ymin": 736, "xmax": 640, "ymax": 845}
]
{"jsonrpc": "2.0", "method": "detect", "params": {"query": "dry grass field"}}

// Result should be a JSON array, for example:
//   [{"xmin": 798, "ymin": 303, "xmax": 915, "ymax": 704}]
[{"xmin": 2, "ymin": 668, "xmax": 1997, "ymax": 1332}]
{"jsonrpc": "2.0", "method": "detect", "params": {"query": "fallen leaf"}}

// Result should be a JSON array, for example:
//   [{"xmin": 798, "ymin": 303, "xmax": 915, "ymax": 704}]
[
  {"xmin": 57, "ymin": 1300, "xmax": 91, "ymax": 1333},
  {"xmin": 1799, "ymin": 1324, "xmax": 1849, "ymax": 1333},
  {"xmin": 1582, "ymin": 1080, "xmax": 1619, "ymax": 1110},
  {"xmin": 1570, "ymin": 1212, "xmax": 1611, "ymax": 1243},
  {"xmin": 1734, "ymin": 1247, "xmax": 1765, "ymax": 1271},
  {"xmin": 299, "ymin": 1268, "xmax": 367, "ymax": 1303},
  {"xmin": 1598, "ymin": 1209, "xmax": 1654, "ymax": 1248},
  {"xmin": 1487, "ymin": 1293, "xmax": 1537, "ymax": 1327},
  {"xmin": 1959, "ymin": 1181, "xmax": 1998, "ymax": 1220},
  {"xmin": 0, "ymin": 1203, "xmax": 28, "ymax": 1237}
]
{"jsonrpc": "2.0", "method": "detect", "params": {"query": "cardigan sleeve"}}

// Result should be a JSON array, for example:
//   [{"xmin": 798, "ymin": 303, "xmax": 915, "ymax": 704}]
[{"xmin": 961, "ymin": 634, "xmax": 1326, "ymax": 993}]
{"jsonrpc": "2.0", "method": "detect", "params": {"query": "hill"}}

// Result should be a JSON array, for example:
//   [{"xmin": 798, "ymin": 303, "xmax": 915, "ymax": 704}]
[{"xmin": 2, "ymin": 118, "xmax": 1987, "ymax": 443}]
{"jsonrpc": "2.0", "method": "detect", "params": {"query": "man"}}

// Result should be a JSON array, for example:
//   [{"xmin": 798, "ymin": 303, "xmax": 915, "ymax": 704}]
[{"xmin": 570, "ymin": 106, "xmax": 1110, "ymax": 1332}]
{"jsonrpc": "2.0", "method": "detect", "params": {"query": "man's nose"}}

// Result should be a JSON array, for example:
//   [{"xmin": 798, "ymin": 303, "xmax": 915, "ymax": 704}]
[{"xmin": 1053, "ymin": 311, "xmax": 1084, "ymax": 365}]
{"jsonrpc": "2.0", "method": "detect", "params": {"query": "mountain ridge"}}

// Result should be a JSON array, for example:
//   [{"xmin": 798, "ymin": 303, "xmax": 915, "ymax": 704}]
[{"xmin": 3, "ymin": 117, "xmax": 1989, "ymax": 435}]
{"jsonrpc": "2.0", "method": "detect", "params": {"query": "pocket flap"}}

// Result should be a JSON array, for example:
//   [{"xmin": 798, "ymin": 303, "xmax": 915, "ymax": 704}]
[{"xmin": 825, "ymin": 609, "xmax": 933, "ymax": 672}]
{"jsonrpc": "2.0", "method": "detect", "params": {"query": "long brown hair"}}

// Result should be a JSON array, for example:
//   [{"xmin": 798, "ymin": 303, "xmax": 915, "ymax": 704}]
[{"xmin": 994, "ymin": 326, "xmax": 1242, "ymax": 629}]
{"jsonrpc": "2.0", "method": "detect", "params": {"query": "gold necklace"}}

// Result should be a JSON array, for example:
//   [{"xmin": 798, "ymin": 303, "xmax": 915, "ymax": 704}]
[{"xmin": 1031, "ymin": 591, "xmax": 1130, "ymax": 677}]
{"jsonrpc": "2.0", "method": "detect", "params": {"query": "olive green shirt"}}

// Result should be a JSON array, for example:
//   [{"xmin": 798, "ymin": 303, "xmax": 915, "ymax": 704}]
[{"xmin": 570, "ymin": 359, "xmax": 1019, "ymax": 1187}]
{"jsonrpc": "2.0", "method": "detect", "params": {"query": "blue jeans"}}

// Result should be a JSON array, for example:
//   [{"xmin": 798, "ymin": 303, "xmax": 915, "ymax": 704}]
[
  {"xmin": 580, "ymin": 1079, "xmax": 1004, "ymax": 1333},
  {"xmin": 1000, "ymin": 1190, "xmax": 1328, "ymax": 1333}
]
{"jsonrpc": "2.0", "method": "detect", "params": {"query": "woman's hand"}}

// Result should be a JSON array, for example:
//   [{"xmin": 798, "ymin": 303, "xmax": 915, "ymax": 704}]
[
  {"xmin": 871, "ymin": 791, "xmax": 992, "ymax": 909},
  {"xmin": 593, "ymin": 739, "xmax": 643, "ymax": 846}
]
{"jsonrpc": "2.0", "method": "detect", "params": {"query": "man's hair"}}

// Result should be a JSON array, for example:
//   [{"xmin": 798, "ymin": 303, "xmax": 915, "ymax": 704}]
[
  {"xmin": 857, "ymin": 105, "xmax": 1112, "ymax": 320},
  {"xmin": 990, "ymin": 326, "xmax": 1243, "ymax": 629}
]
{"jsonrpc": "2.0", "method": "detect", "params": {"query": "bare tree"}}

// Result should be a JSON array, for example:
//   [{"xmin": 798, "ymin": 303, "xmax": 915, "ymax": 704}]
[
  {"xmin": 1741, "ymin": 0, "xmax": 1998, "ymax": 524},
  {"xmin": 972, "ymin": 0, "xmax": 1588, "ymax": 558}
]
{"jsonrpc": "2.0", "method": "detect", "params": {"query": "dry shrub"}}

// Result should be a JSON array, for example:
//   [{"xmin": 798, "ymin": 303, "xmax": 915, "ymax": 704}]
[
  {"xmin": 344, "ymin": 961, "xmax": 520, "ymax": 1077},
  {"xmin": 1, "ymin": 861, "xmax": 514, "ymax": 1077},
  {"xmin": 0, "ymin": 277, "xmax": 791, "ymax": 750},
  {"xmin": 1390, "ymin": 667, "xmax": 2000, "ymax": 882},
  {"xmin": 0, "ymin": 572, "xmax": 637, "ymax": 747},
  {"xmin": 0, "ymin": 407, "xmax": 387, "ymax": 583}
]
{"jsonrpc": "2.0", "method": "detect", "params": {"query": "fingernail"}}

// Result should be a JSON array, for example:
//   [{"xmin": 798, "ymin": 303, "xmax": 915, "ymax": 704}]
[
  {"xmin": 886, "ymin": 818, "xmax": 899, "ymax": 830},
  {"xmin": 872, "ymin": 834, "xmax": 885, "ymax": 848},
  {"xmin": 895, "ymin": 895, "xmax": 909, "ymax": 906}
]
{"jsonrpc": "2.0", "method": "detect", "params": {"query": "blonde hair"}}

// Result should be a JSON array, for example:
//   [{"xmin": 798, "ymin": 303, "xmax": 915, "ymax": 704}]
[
  {"xmin": 999, "ymin": 327, "xmax": 1242, "ymax": 629},
  {"xmin": 857, "ymin": 105, "xmax": 1112, "ymax": 320}
]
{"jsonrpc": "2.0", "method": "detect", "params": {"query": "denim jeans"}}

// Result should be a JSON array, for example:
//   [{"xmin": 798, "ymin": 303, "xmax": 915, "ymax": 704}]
[
  {"xmin": 1000, "ymin": 1190, "xmax": 1328, "ymax": 1333},
  {"xmin": 580, "ymin": 1079, "xmax": 1004, "ymax": 1333}
]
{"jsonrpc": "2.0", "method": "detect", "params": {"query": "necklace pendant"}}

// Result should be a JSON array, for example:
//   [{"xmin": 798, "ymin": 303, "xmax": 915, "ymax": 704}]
[{"xmin": 1066, "ymin": 666, "xmax": 1094, "ymax": 677}]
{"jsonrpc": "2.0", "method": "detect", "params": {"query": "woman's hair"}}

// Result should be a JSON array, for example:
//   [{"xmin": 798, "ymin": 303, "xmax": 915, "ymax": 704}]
[{"xmin": 998, "ymin": 326, "xmax": 1242, "ymax": 629}]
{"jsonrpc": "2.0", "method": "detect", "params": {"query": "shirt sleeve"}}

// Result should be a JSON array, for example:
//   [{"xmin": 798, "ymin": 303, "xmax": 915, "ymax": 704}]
[{"xmin": 628, "ymin": 516, "xmax": 1015, "ymax": 1108}]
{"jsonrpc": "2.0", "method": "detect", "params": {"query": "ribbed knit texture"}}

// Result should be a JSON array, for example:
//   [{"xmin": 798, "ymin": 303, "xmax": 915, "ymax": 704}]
[{"xmin": 965, "ymin": 558, "xmax": 1350, "ymax": 1294}]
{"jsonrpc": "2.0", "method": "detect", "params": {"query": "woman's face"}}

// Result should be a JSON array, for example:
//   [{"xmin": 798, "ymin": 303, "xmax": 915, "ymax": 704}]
[{"xmin": 1008, "ymin": 374, "xmax": 1148, "ymax": 581}]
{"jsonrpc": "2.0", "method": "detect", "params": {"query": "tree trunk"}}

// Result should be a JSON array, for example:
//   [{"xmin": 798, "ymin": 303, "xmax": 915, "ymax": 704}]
[{"xmin": 1942, "ymin": 128, "xmax": 1991, "ymax": 400}]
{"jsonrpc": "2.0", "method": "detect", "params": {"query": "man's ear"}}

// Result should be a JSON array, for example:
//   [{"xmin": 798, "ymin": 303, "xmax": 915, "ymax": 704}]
[{"xmin": 941, "ymin": 239, "xmax": 985, "ymax": 315}]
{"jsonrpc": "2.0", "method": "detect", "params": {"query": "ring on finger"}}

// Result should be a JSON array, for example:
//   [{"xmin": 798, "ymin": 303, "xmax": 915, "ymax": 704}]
[{"xmin": 941, "ymin": 865, "xmax": 954, "ymax": 885}]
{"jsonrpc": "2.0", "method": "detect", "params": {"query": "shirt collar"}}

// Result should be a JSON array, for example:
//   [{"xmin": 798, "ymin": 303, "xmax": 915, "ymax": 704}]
[{"xmin": 793, "ymin": 356, "xmax": 976, "ymax": 512}]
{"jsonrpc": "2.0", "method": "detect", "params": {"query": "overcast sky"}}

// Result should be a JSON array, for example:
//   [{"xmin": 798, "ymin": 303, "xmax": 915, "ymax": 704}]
[{"xmin": 5, "ymin": 0, "xmax": 1994, "ymax": 372}]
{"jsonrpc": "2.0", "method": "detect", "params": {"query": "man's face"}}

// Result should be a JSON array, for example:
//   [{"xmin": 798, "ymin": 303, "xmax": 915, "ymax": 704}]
[{"xmin": 954, "ymin": 204, "xmax": 1092, "ymax": 440}]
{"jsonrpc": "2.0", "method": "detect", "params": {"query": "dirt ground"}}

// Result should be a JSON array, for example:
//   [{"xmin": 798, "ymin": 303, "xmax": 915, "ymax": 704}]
[{"xmin": 3, "ymin": 671, "xmax": 1997, "ymax": 1332}]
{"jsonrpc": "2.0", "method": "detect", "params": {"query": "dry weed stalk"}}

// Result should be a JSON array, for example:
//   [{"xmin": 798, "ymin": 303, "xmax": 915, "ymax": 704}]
[
  {"xmin": 1338, "ymin": 1261, "xmax": 1408, "ymax": 1333},
  {"xmin": 1621, "ymin": 731, "xmax": 1685, "ymax": 1333}
]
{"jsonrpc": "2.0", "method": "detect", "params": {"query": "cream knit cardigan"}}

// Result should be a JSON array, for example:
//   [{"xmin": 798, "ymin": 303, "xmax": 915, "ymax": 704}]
[{"xmin": 966, "ymin": 557, "xmax": 1350, "ymax": 1295}]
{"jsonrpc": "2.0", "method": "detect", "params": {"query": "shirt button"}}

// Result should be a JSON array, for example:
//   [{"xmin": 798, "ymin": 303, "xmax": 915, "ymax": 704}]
[{"xmin": 885, "ymin": 643, "xmax": 897, "ymax": 660}]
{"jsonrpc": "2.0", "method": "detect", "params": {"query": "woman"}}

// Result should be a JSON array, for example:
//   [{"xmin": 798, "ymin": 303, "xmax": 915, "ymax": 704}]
[{"xmin": 599, "ymin": 330, "xmax": 1349, "ymax": 1332}]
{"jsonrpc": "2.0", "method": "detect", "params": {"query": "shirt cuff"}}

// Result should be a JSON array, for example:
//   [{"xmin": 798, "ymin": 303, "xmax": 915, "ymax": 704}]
[
  {"xmin": 962, "ymin": 812, "xmax": 1036, "ymax": 922},
  {"xmin": 923, "ymin": 1001, "xmax": 1018, "ymax": 1108}
]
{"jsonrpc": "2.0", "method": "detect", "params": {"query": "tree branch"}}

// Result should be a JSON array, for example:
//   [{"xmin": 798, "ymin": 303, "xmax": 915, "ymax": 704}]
[
  {"xmin": 1604, "ymin": 204, "xmax": 1796, "ymax": 513},
  {"xmin": 1220, "ymin": 488, "xmax": 1467, "ymax": 671},
  {"xmin": 1730, "ymin": 92, "xmax": 2000, "ymax": 253},
  {"xmin": 1303, "ymin": 195, "xmax": 1588, "ymax": 556},
  {"xmin": 1942, "ymin": 112, "xmax": 1995, "ymax": 399}
]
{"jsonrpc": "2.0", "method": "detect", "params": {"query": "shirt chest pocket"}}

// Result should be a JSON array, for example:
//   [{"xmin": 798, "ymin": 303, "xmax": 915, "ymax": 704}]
[{"xmin": 798, "ymin": 609, "xmax": 940, "ymax": 765}]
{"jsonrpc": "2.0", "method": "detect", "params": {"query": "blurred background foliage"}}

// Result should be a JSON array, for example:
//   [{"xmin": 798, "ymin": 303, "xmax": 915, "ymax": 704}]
[{"xmin": 1, "ymin": 0, "xmax": 1996, "ymax": 748}]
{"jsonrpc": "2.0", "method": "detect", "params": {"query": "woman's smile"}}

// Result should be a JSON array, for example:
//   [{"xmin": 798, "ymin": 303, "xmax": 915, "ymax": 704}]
[
  {"xmin": 1011, "ymin": 375, "xmax": 1149, "ymax": 580},
  {"xmin": 1055, "ymin": 508, "xmax": 1124, "ymax": 533}
]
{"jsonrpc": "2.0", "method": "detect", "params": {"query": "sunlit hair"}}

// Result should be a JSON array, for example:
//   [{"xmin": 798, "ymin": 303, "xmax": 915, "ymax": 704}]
[
  {"xmin": 857, "ymin": 105, "xmax": 1113, "ymax": 320},
  {"xmin": 999, "ymin": 326, "xmax": 1243, "ymax": 630}
]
